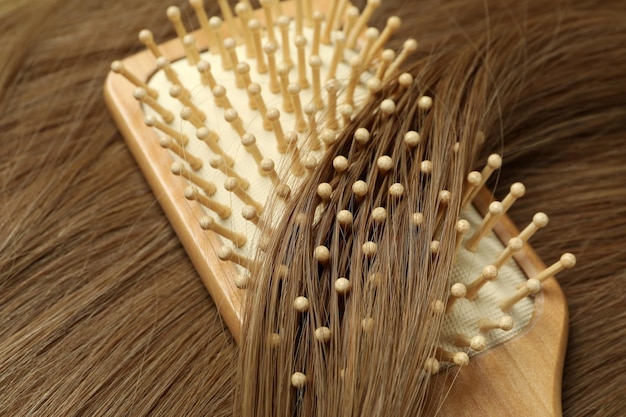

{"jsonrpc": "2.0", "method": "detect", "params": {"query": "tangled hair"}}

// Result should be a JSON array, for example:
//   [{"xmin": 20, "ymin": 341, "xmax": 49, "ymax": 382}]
[{"xmin": 1, "ymin": 0, "xmax": 625, "ymax": 416}]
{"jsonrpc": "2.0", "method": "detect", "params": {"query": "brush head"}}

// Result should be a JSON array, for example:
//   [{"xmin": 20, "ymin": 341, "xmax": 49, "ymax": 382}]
[{"xmin": 104, "ymin": 1, "xmax": 574, "ymax": 416}]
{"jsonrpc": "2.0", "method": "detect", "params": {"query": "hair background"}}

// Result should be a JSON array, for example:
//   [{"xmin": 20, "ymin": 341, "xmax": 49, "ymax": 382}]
[{"xmin": 0, "ymin": 0, "xmax": 624, "ymax": 416}]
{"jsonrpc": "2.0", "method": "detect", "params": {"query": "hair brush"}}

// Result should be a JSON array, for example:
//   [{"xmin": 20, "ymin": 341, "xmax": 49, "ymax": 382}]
[{"xmin": 104, "ymin": 0, "xmax": 576, "ymax": 415}]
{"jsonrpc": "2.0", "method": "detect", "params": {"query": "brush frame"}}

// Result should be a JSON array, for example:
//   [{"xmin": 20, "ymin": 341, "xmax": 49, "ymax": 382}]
[{"xmin": 103, "ymin": 1, "xmax": 568, "ymax": 415}]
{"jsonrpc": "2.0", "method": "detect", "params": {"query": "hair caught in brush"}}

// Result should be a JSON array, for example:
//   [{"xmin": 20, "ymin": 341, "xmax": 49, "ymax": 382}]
[
  {"xmin": 237, "ymin": 62, "xmax": 491, "ymax": 416},
  {"xmin": 236, "ymin": 3, "xmax": 626, "ymax": 415}
]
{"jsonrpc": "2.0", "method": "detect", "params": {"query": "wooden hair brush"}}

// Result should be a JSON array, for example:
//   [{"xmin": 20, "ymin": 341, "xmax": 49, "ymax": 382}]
[{"xmin": 104, "ymin": 0, "xmax": 575, "ymax": 415}]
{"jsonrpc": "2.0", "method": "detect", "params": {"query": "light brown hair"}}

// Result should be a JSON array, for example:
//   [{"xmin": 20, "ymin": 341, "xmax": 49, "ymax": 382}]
[{"xmin": 1, "ymin": 0, "xmax": 625, "ymax": 416}]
